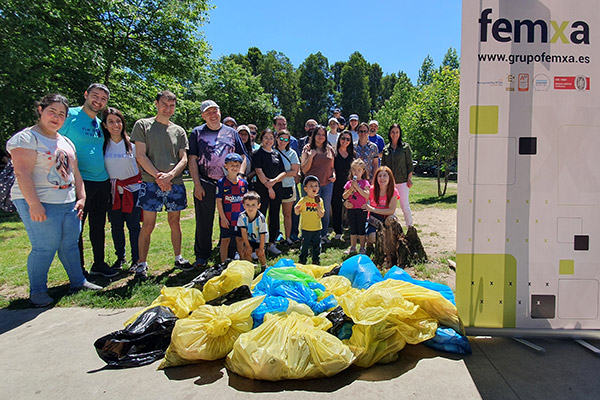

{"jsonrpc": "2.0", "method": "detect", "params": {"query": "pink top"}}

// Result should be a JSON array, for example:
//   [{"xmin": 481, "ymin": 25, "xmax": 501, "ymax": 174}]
[
  {"xmin": 369, "ymin": 186, "xmax": 400, "ymax": 211},
  {"xmin": 344, "ymin": 179, "xmax": 370, "ymax": 208}
]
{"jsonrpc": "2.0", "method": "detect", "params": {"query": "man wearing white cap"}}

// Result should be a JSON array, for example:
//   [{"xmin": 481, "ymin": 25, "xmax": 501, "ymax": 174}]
[
  {"xmin": 188, "ymin": 100, "xmax": 248, "ymax": 268},
  {"xmin": 368, "ymin": 120, "xmax": 385, "ymax": 159}
]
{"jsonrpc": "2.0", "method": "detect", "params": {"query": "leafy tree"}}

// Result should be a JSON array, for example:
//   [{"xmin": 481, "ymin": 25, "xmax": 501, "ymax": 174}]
[
  {"xmin": 374, "ymin": 72, "xmax": 416, "ymax": 139},
  {"xmin": 340, "ymin": 52, "xmax": 370, "ymax": 122},
  {"xmin": 368, "ymin": 63, "xmax": 383, "ymax": 114},
  {"xmin": 417, "ymin": 55, "xmax": 435, "ymax": 87},
  {"xmin": 330, "ymin": 61, "xmax": 345, "ymax": 110},
  {"xmin": 380, "ymin": 73, "xmax": 398, "ymax": 106},
  {"xmin": 0, "ymin": 0, "xmax": 211, "ymax": 142},
  {"xmin": 441, "ymin": 47, "xmax": 460, "ymax": 70},
  {"xmin": 297, "ymin": 52, "xmax": 332, "ymax": 126}
]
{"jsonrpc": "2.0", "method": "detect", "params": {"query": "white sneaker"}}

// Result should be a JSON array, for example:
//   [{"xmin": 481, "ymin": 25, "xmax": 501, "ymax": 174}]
[
  {"xmin": 268, "ymin": 243, "xmax": 282, "ymax": 255},
  {"xmin": 251, "ymin": 252, "xmax": 258, "ymax": 260},
  {"xmin": 234, "ymin": 252, "xmax": 240, "ymax": 260}
]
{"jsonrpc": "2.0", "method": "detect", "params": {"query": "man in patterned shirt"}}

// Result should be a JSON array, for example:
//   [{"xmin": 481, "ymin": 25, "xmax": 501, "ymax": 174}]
[
  {"xmin": 354, "ymin": 122, "xmax": 380, "ymax": 179},
  {"xmin": 216, "ymin": 153, "xmax": 248, "ymax": 263}
]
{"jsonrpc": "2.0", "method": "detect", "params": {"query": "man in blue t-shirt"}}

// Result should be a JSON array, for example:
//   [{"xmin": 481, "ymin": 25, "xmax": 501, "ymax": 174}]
[
  {"xmin": 188, "ymin": 100, "xmax": 248, "ymax": 267},
  {"xmin": 60, "ymin": 83, "xmax": 117, "ymax": 278},
  {"xmin": 368, "ymin": 120, "xmax": 385, "ymax": 159}
]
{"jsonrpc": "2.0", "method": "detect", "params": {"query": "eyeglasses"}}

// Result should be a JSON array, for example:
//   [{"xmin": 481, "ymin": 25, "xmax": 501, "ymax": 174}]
[
  {"xmin": 250, "ymin": 131, "xmax": 257, "ymax": 136},
  {"xmin": 278, "ymin": 137, "xmax": 290, "ymax": 142},
  {"xmin": 340, "ymin": 137, "xmax": 351, "ymax": 142},
  {"xmin": 358, "ymin": 130, "xmax": 368, "ymax": 134}
]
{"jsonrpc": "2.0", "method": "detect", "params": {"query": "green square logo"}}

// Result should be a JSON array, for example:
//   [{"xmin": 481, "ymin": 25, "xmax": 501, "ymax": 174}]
[
  {"xmin": 469, "ymin": 105, "xmax": 499, "ymax": 134},
  {"xmin": 559, "ymin": 260, "xmax": 574, "ymax": 275}
]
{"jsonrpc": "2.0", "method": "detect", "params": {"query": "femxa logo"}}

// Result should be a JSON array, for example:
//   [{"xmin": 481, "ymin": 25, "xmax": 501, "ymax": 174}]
[{"xmin": 479, "ymin": 8, "xmax": 589, "ymax": 44}]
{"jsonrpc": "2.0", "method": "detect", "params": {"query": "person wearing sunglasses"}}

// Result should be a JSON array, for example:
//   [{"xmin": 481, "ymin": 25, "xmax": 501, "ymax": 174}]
[
  {"xmin": 275, "ymin": 129, "xmax": 300, "ymax": 245},
  {"xmin": 331, "ymin": 130, "xmax": 355, "ymax": 240},
  {"xmin": 59, "ymin": 83, "xmax": 117, "ymax": 278},
  {"xmin": 354, "ymin": 122, "xmax": 379, "ymax": 180}
]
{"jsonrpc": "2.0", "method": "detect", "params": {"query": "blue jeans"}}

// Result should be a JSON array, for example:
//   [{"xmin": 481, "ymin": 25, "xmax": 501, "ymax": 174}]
[
  {"xmin": 14, "ymin": 199, "xmax": 86, "ymax": 295},
  {"xmin": 318, "ymin": 182, "xmax": 334, "ymax": 237},
  {"xmin": 108, "ymin": 191, "xmax": 141, "ymax": 263}
]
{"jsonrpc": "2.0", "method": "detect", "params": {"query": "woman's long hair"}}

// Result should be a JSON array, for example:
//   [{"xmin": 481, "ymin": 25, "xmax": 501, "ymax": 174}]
[
  {"xmin": 309, "ymin": 125, "xmax": 334, "ymax": 155},
  {"xmin": 372, "ymin": 166, "xmax": 396, "ymax": 207},
  {"xmin": 101, "ymin": 107, "xmax": 132, "ymax": 154},
  {"xmin": 388, "ymin": 123, "xmax": 403, "ymax": 145}
]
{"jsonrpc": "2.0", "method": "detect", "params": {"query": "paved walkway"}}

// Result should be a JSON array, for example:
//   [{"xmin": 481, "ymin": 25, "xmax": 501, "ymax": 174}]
[{"xmin": 1, "ymin": 307, "xmax": 599, "ymax": 399}]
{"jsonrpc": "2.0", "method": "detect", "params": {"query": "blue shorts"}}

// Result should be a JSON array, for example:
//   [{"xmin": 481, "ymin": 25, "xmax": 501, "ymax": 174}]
[
  {"xmin": 366, "ymin": 214, "xmax": 385, "ymax": 235},
  {"xmin": 138, "ymin": 182, "xmax": 187, "ymax": 212}
]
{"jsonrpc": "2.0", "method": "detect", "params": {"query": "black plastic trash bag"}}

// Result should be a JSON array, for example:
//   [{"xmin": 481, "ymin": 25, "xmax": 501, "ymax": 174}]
[
  {"xmin": 189, "ymin": 261, "xmax": 229, "ymax": 291},
  {"xmin": 94, "ymin": 306, "xmax": 178, "ymax": 368},
  {"xmin": 326, "ymin": 306, "xmax": 353, "ymax": 337},
  {"xmin": 322, "ymin": 265, "xmax": 341, "ymax": 277},
  {"xmin": 206, "ymin": 285, "xmax": 253, "ymax": 306}
]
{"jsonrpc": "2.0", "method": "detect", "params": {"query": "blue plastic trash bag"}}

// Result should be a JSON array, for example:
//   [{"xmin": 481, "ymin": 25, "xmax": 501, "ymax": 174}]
[
  {"xmin": 384, "ymin": 266, "xmax": 456, "ymax": 304},
  {"xmin": 425, "ymin": 326, "xmax": 472, "ymax": 355},
  {"xmin": 338, "ymin": 254, "xmax": 384, "ymax": 289},
  {"xmin": 251, "ymin": 296, "xmax": 290, "ymax": 327},
  {"xmin": 272, "ymin": 258, "xmax": 296, "ymax": 268}
]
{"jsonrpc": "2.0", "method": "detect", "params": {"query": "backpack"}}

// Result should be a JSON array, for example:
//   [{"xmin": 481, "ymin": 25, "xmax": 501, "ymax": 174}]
[{"xmin": 0, "ymin": 158, "xmax": 16, "ymax": 213}]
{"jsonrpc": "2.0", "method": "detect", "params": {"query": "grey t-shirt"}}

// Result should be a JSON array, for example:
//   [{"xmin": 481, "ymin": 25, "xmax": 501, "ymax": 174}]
[{"xmin": 130, "ymin": 117, "xmax": 188, "ymax": 185}]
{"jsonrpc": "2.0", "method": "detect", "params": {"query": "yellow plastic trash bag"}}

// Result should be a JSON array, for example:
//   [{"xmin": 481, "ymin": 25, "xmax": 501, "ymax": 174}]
[
  {"xmin": 158, "ymin": 295, "xmax": 265, "ymax": 369},
  {"xmin": 371, "ymin": 279, "xmax": 463, "ymax": 334},
  {"xmin": 225, "ymin": 312, "xmax": 355, "ymax": 381},
  {"xmin": 124, "ymin": 286, "xmax": 205, "ymax": 326},
  {"xmin": 338, "ymin": 284, "xmax": 438, "ymax": 368},
  {"xmin": 318, "ymin": 275, "xmax": 353, "ymax": 299},
  {"xmin": 202, "ymin": 260, "xmax": 255, "ymax": 302},
  {"xmin": 295, "ymin": 263, "xmax": 338, "ymax": 279}
]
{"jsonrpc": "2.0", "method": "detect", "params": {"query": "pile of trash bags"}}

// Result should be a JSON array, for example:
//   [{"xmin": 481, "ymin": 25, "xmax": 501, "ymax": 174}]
[{"xmin": 94, "ymin": 255, "xmax": 471, "ymax": 380}]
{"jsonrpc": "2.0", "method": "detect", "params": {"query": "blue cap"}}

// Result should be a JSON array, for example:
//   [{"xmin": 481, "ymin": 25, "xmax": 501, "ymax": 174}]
[{"xmin": 225, "ymin": 153, "xmax": 243, "ymax": 163}]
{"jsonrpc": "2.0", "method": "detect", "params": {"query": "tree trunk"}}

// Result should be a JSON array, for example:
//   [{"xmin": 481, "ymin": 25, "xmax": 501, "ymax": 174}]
[
  {"xmin": 371, "ymin": 216, "xmax": 427, "ymax": 270},
  {"xmin": 436, "ymin": 157, "xmax": 442, "ymax": 196}
]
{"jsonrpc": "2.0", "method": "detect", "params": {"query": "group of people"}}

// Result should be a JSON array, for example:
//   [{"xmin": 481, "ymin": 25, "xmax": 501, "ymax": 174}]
[{"xmin": 5, "ymin": 84, "xmax": 414, "ymax": 307}]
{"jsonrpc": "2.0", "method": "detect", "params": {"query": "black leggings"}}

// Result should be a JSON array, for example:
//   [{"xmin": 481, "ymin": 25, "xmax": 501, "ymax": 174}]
[{"xmin": 255, "ymin": 185, "xmax": 282, "ymax": 243}]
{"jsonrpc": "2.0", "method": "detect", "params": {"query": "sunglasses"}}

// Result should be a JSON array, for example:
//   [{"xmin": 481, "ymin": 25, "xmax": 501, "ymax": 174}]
[
  {"xmin": 278, "ymin": 137, "xmax": 290, "ymax": 142},
  {"xmin": 358, "ymin": 130, "xmax": 368, "ymax": 134},
  {"xmin": 340, "ymin": 137, "xmax": 351, "ymax": 141}
]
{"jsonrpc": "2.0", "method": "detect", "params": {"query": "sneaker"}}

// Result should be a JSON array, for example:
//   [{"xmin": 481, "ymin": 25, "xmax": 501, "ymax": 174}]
[
  {"xmin": 268, "ymin": 243, "xmax": 282, "ymax": 255},
  {"xmin": 321, "ymin": 236, "xmax": 331, "ymax": 245},
  {"xmin": 251, "ymin": 252, "xmax": 258, "ymax": 260},
  {"xmin": 127, "ymin": 261, "xmax": 138, "ymax": 274},
  {"xmin": 193, "ymin": 259, "xmax": 207, "ymax": 269},
  {"xmin": 334, "ymin": 233, "xmax": 343, "ymax": 240},
  {"xmin": 69, "ymin": 280, "xmax": 103, "ymax": 294},
  {"xmin": 111, "ymin": 259, "xmax": 126, "ymax": 270},
  {"xmin": 359, "ymin": 248, "xmax": 367, "ymax": 255},
  {"xmin": 285, "ymin": 238, "xmax": 294, "ymax": 246},
  {"xmin": 134, "ymin": 263, "xmax": 148, "ymax": 279},
  {"xmin": 174, "ymin": 258, "xmax": 194, "ymax": 271},
  {"xmin": 90, "ymin": 262, "xmax": 119, "ymax": 278},
  {"xmin": 29, "ymin": 292, "xmax": 54, "ymax": 307},
  {"xmin": 234, "ymin": 252, "xmax": 240, "ymax": 260},
  {"xmin": 344, "ymin": 247, "xmax": 357, "ymax": 255}
]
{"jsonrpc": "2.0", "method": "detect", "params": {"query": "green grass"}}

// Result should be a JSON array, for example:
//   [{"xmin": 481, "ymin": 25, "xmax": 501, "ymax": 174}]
[{"xmin": 0, "ymin": 176, "xmax": 456, "ymax": 309}]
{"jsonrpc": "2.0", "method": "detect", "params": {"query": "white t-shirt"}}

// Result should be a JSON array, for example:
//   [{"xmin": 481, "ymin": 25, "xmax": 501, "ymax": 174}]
[
  {"xmin": 237, "ymin": 210, "xmax": 269, "ymax": 244},
  {"xmin": 327, "ymin": 132, "xmax": 339, "ymax": 148},
  {"xmin": 6, "ymin": 128, "xmax": 76, "ymax": 204},
  {"xmin": 104, "ymin": 139, "xmax": 140, "ymax": 193}
]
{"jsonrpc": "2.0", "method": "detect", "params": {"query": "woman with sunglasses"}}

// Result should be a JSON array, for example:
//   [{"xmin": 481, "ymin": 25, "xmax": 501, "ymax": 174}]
[
  {"xmin": 331, "ymin": 130, "xmax": 355, "ymax": 240},
  {"xmin": 275, "ymin": 129, "xmax": 300, "ymax": 245},
  {"xmin": 300, "ymin": 125, "xmax": 336, "ymax": 243}
]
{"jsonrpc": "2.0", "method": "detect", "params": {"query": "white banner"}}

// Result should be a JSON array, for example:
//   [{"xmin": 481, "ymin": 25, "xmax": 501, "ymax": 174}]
[{"xmin": 457, "ymin": 0, "xmax": 599, "ymax": 330}]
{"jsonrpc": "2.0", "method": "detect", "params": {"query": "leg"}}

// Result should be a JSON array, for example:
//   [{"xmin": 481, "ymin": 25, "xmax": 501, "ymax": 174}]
[
  {"xmin": 14, "ymin": 200, "xmax": 62, "ymax": 295},
  {"xmin": 108, "ymin": 204, "xmax": 126, "ymax": 262},
  {"xmin": 167, "ymin": 211, "xmax": 182, "ymax": 256},
  {"xmin": 86, "ymin": 179, "xmax": 111, "ymax": 265},
  {"xmin": 396, "ymin": 182, "xmax": 413, "ymax": 226},
  {"xmin": 290, "ymin": 185, "xmax": 300, "ymax": 240},
  {"xmin": 219, "ymin": 237, "xmax": 230, "ymax": 263},
  {"xmin": 138, "ymin": 210, "xmax": 157, "ymax": 263},
  {"xmin": 256, "ymin": 245, "xmax": 267, "ymax": 267},
  {"xmin": 299, "ymin": 230, "xmax": 309, "ymax": 264},
  {"xmin": 268, "ymin": 196, "xmax": 282, "ymax": 245},
  {"xmin": 124, "ymin": 197, "xmax": 142, "ymax": 263},
  {"xmin": 56, "ymin": 202, "xmax": 86, "ymax": 289},
  {"xmin": 331, "ymin": 183, "xmax": 344, "ymax": 235},
  {"xmin": 310, "ymin": 230, "xmax": 321, "ymax": 264},
  {"xmin": 282, "ymin": 201, "xmax": 293, "ymax": 239},
  {"xmin": 194, "ymin": 180, "xmax": 217, "ymax": 262},
  {"xmin": 319, "ymin": 182, "xmax": 334, "ymax": 238}
]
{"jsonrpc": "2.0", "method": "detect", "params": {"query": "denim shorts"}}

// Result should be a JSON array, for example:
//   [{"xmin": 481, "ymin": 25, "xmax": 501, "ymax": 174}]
[{"xmin": 138, "ymin": 182, "xmax": 187, "ymax": 212}]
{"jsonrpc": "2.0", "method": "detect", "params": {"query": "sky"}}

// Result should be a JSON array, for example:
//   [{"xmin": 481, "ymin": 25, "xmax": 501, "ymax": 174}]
[{"xmin": 201, "ymin": 0, "xmax": 463, "ymax": 84}]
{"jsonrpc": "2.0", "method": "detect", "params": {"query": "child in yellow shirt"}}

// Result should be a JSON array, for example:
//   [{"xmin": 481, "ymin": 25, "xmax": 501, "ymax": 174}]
[{"xmin": 294, "ymin": 175, "xmax": 324, "ymax": 265}]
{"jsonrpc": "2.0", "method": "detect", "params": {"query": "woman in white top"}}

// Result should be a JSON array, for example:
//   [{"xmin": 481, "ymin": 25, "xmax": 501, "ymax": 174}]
[
  {"xmin": 6, "ymin": 94, "xmax": 101, "ymax": 307},
  {"xmin": 102, "ymin": 107, "xmax": 142, "ymax": 271}
]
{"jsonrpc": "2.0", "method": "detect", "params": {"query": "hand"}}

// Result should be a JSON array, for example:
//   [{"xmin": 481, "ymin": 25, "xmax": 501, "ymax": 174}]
[
  {"xmin": 29, "ymin": 202, "xmax": 46, "ymax": 222},
  {"xmin": 156, "ymin": 172, "xmax": 172, "ymax": 191},
  {"xmin": 194, "ymin": 184, "xmax": 205, "ymax": 201},
  {"xmin": 313, "ymin": 194, "xmax": 320, "ymax": 204},
  {"xmin": 74, "ymin": 199, "xmax": 85, "ymax": 220},
  {"xmin": 329, "ymin": 175, "xmax": 336, "ymax": 183},
  {"xmin": 268, "ymin": 187, "xmax": 275, "ymax": 200},
  {"xmin": 407, "ymin": 179, "xmax": 413, "ymax": 189},
  {"xmin": 220, "ymin": 218, "xmax": 230, "ymax": 229},
  {"xmin": 361, "ymin": 203, "xmax": 372, "ymax": 212},
  {"xmin": 264, "ymin": 179, "xmax": 275, "ymax": 189},
  {"xmin": 351, "ymin": 180, "xmax": 359, "ymax": 190},
  {"xmin": 309, "ymin": 149, "xmax": 317, "ymax": 158}
]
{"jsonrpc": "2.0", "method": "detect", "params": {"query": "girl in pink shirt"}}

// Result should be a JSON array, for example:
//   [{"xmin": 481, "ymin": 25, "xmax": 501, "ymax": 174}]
[
  {"xmin": 342, "ymin": 159, "xmax": 370, "ymax": 254},
  {"xmin": 362, "ymin": 166, "xmax": 399, "ymax": 245}
]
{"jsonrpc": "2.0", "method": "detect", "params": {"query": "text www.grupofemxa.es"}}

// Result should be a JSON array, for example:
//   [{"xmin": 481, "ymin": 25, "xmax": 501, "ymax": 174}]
[{"xmin": 478, "ymin": 52, "xmax": 590, "ymax": 65}]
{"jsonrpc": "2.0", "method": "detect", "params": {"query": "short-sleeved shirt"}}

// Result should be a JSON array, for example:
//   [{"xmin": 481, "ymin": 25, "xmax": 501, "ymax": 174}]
[
  {"xmin": 216, "ymin": 177, "xmax": 247, "ymax": 227},
  {"xmin": 130, "ymin": 117, "xmax": 188, "ymax": 185},
  {"xmin": 104, "ymin": 139, "xmax": 140, "ymax": 193},
  {"xmin": 7, "ymin": 128, "xmax": 77, "ymax": 203},
  {"xmin": 189, "ymin": 123, "xmax": 247, "ymax": 182},
  {"xmin": 59, "ymin": 106, "xmax": 108, "ymax": 181},
  {"xmin": 252, "ymin": 147, "xmax": 285, "ymax": 193},
  {"xmin": 369, "ymin": 186, "xmax": 400, "ymax": 212},
  {"xmin": 276, "ymin": 148, "xmax": 299, "ymax": 188},
  {"xmin": 237, "ymin": 210, "xmax": 269, "ymax": 244},
  {"xmin": 344, "ymin": 179, "xmax": 370, "ymax": 208},
  {"xmin": 327, "ymin": 132, "xmax": 339, "ymax": 147},
  {"xmin": 355, "ymin": 141, "xmax": 379, "ymax": 179},
  {"xmin": 302, "ymin": 144, "xmax": 335, "ymax": 186},
  {"xmin": 296, "ymin": 195, "xmax": 324, "ymax": 232},
  {"xmin": 368, "ymin": 134, "xmax": 386, "ymax": 154}
]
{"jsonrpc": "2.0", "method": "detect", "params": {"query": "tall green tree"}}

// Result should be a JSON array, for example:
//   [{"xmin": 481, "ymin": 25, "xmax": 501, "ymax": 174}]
[
  {"xmin": 297, "ymin": 52, "xmax": 332, "ymax": 126},
  {"xmin": 380, "ymin": 73, "xmax": 398, "ymax": 105},
  {"xmin": 368, "ymin": 63, "xmax": 383, "ymax": 114},
  {"xmin": 417, "ymin": 55, "xmax": 435, "ymax": 87},
  {"xmin": 340, "ymin": 52, "xmax": 370, "ymax": 122},
  {"xmin": 330, "ymin": 61, "xmax": 345, "ymax": 109},
  {"xmin": 441, "ymin": 47, "xmax": 460, "ymax": 70},
  {"xmin": 0, "ymin": 0, "xmax": 211, "ymax": 142},
  {"xmin": 374, "ymin": 72, "xmax": 416, "ymax": 137}
]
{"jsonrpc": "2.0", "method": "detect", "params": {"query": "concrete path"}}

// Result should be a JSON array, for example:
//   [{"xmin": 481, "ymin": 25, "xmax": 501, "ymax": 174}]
[{"xmin": 1, "ymin": 307, "xmax": 599, "ymax": 399}]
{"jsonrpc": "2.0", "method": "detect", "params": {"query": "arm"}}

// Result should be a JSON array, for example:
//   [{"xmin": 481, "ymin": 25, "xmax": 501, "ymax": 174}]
[
  {"xmin": 216, "ymin": 197, "xmax": 229, "ymax": 228},
  {"xmin": 329, "ymin": 153, "xmax": 336, "ymax": 182},
  {"xmin": 362, "ymin": 199, "xmax": 397, "ymax": 216},
  {"xmin": 342, "ymin": 186, "xmax": 354, "ymax": 199},
  {"xmin": 300, "ymin": 149, "xmax": 315, "ymax": 174},
  {"xmin": 10, "ymin": 148, "xmax": 46, "ymax": 221},
  {"xmin": 406, "ymin": 145, "xmax": 414, "ymax": 188},
  {"xmin": 187, "ymin": 154, "xmax": 205, "ymax": 201},
  {"xmin": 294, "ymin": 199, "xmax": 302, "ymax": 215},
  {"xmin": 316, "ymin": 200, "xmax": 325, "ymax": 218},
  {"xmin": 72, "ymin": 155, "xmax": 86, "ymax": 220},
  {"xmin": 355, "ymin": 183, "xmax": 370, "ymax": 199}
]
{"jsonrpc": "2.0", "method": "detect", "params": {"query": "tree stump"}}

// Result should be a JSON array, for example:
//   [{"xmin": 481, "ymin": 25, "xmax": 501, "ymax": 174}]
[{"xmin": 371, "ymin": 216, "xmax": 427, "ymax": 269}]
